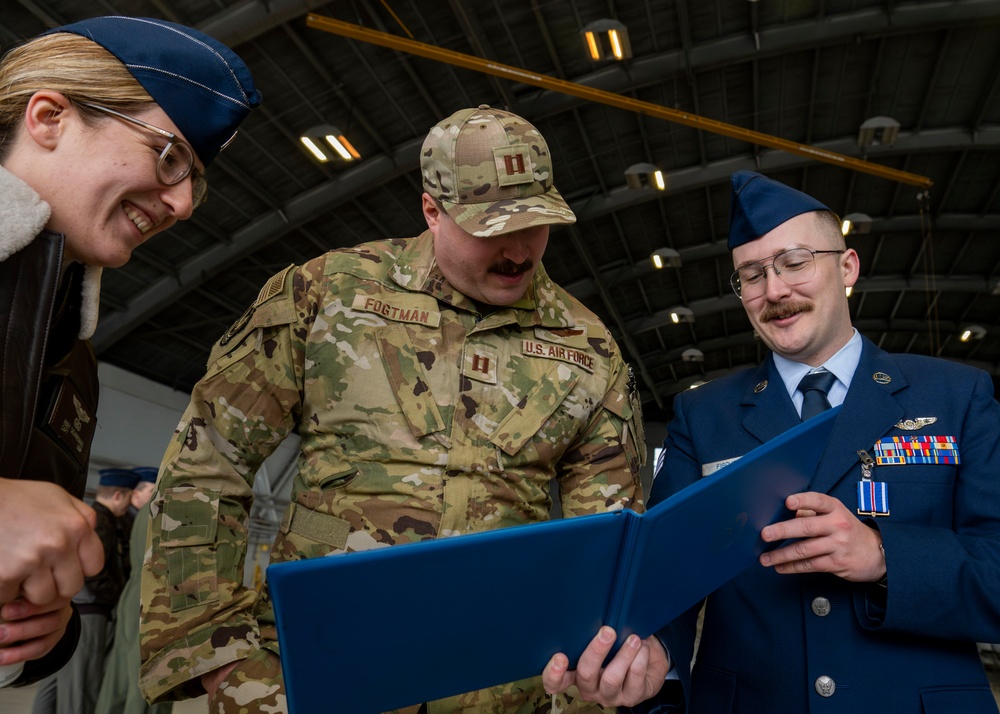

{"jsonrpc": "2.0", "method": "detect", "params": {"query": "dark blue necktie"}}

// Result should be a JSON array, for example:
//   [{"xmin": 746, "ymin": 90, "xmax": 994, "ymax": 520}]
[{"xmin": 798, "ymin": 370, "xmax": 836, "ymax": 421}]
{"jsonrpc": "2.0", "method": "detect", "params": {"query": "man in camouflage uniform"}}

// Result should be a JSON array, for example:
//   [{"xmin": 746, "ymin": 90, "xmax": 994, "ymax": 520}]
[{"xmin": 139, "ymin": 105, "xmax": 646, "ymax": 714}]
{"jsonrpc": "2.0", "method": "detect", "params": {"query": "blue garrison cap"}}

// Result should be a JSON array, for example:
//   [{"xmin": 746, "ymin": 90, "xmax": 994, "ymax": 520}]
[
  {"xmin": 728, "ymin": 170, "xmax": 830, "ymax": 250},
  {"xmin": 43, "ymin": 16, "xmax": 261, "ymax": 166},
  {"xmin": 99, "ymin": 467, "xmax": 139, "ymax": 488},
  {"xmin": 132, "ymin": 466, "xmax": 158, "ymax": 483}
]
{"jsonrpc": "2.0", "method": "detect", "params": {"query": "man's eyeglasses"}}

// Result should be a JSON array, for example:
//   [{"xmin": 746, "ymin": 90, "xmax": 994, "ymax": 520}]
[
  {"xmin": 730, "ymin": 248, "xmax": 845, "ymax": 299},
  {"xmin": 77, "ymin": 101, "xmax": 207, "ymax": 208}
]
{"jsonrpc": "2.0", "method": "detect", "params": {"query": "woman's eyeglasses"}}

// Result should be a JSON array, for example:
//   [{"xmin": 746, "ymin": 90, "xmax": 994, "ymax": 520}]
[{"xmin": 77, "ymin": 101, "xmax": 207, "ymax": 208}]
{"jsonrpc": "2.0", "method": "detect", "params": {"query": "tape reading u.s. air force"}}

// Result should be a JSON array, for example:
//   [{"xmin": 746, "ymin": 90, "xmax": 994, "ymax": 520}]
[
  {"xmin": 521, "ymin": 339, "xmax": 594, "ymax": 373},
  {"xmin": 351, "ymin": 294, "xmax": 441, "ymax": 327},
  {"xmin": 873, "ymin": 435, "xmax": 960, "ymax": 465}
]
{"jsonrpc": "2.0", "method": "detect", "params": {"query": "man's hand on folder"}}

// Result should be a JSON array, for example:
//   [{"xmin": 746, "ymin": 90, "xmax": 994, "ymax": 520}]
[
  {"xmin": 541, "ymin": 625, "xmax": 670, "ymax": 707},
  {"xmin": 758, "ymin": 491, "xmax": 888, "ymax": 583}
]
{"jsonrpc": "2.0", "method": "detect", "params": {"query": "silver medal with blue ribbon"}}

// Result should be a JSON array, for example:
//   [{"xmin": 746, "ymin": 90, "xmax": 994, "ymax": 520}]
[{"xmin": 856, "ymin": 449, "xmax": 889, "ymax": 517}]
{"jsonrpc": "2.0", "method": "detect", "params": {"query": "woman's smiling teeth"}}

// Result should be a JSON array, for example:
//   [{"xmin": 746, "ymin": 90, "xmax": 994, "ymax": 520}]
[{"xmin": 125, "ymin": 205, "xmax": 152, "ymax": 234}]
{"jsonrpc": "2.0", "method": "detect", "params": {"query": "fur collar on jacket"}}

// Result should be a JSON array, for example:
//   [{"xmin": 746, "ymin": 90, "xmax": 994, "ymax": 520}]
[{"xmin": 0, "ymin": 165, "xmax": 102, "ymax": 339}]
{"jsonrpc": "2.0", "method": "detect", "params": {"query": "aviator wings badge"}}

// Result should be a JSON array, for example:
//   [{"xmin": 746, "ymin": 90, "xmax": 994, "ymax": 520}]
[{"xmin": 894, "ymin": 417, "xmax": 937, "ymax": 431}]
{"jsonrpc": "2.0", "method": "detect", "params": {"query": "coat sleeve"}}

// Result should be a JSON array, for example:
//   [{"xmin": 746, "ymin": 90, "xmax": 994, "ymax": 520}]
[
  {"xmin": 860, "ymin": 369, "xmax": 1000, "ymax": 642},
  {"xmin": 557, "ymin": 334, "xmax": 644, "ymax": 517},
  {"xmin": 85, "ymin": 507, "xmax": 126, "ymax": 606},
  {"xmin": 138, "ymin": 262, "xmax": 315, "ymax": 702}
]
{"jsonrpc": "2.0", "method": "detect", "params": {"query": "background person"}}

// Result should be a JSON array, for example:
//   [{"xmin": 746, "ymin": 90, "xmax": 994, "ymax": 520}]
[
  {"xmin": 127, "ymin": 468, "xmax": 159, "ymax": 523},
  {"xmin": 544, "ymin": 170, "xmax": 1000, "ymax": 713},
  {"xmin": 122, "ymin": 467, "xmax": 160, "ymax": 566},
  {"xmin": 0, "ymin": 14, "xmax": 260, "ymax": 689},
  {"xmin": 139, "ymin": 105, "xmax": 645, "ymax": 713},
  {"xmin": 95, "ymin": 467, "xmax": 170, "ymax": 714}
]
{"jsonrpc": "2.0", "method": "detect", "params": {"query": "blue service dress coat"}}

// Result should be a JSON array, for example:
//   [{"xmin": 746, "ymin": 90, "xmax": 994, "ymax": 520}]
[{"xmin": 647, "ymin": 336, "xmax": 1000, "ymax": 714}]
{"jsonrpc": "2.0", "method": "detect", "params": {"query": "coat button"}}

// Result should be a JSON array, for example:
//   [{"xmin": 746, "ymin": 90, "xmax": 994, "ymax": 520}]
[
  {"xmin": 815, "ymin": 675, "xmax": 836, "ymax": 697},
  {"xmin": 811, "ymin": 596, "xmax": 831, "ymax": 616}
]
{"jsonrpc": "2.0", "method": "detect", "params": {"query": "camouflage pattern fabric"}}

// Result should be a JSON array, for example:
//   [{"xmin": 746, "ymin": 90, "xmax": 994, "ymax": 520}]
[
  {"xmin": 208, "ymin": 652, "xmax": 612, "ymax": 714},
  {"xmin": 420, "ymin": 106, "xmax": 576, "ymax": 237},
  {"xmin": 207, "ymin": 649, "xmax": 284, "ymax": 714},
  {"xmin": 140, "ymin": 230, "xmax": 645, "ymax": 712}
]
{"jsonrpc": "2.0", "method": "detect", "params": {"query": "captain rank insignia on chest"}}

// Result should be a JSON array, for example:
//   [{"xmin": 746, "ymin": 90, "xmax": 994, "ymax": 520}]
[{"xmin": 463, "ymin": 347, "xmax": 498, "ymax": 384}]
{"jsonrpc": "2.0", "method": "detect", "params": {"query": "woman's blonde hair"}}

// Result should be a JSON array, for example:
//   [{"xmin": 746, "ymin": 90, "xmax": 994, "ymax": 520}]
[{"xmin": 0, "ymin": 33, "xmax": 154, "ymax": 158}]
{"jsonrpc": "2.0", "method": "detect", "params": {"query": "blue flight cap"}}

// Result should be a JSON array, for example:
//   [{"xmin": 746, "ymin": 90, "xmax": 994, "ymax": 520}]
[
  {"xmin": 43, "ymin": 16, "xmax": 261, "ymax": 167},
  {"xmin": 728, "ymin": 170, "xmax": 830, "ymax": 250},
  {"xmin": 99, "ymin": 467, "xmax": 139, "ymax": 488},
  {"xmin": 132, "ymin": 466, "xmax": 159, "ymax": 483}
]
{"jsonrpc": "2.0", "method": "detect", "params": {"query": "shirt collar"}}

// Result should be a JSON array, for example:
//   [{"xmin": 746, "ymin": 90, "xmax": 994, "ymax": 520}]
[{"xmin": 773, "ymin": 328, "xmax": 862, "ymax": 405}]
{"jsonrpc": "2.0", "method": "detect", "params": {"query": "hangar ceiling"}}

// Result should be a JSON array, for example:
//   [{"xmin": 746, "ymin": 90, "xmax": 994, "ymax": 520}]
[{"xmin": 4, "ymin": 0, "xmax": 1000, "ymax": 423}]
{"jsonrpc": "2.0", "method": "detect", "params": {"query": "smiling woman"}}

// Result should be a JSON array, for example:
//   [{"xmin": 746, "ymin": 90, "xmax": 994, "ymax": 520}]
[{"xmin": 0, "ymin": 14, "xmax": 259, "ymax": 708}]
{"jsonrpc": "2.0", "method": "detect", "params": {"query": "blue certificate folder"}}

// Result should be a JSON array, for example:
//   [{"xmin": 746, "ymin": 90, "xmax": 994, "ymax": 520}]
[{"xmin": 269, "ymin": 406, "xmax": 839, "ymax": 713}]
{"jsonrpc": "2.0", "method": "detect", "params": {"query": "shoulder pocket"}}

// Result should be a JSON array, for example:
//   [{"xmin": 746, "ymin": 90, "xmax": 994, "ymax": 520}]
[{"xmin": 156, "ymin": 487, "xmax": 220, "ymax": 612}]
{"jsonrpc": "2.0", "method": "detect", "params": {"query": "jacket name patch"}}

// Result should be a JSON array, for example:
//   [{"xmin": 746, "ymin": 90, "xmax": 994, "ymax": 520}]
[{"xmin": 352, "ymin": 294, "xmax": 441, "ymax": 327}]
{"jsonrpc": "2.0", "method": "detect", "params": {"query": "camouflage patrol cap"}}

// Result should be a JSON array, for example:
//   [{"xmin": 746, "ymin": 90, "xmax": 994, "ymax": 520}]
[{"xmin": 421, "ymin": 105, "xmax": 576, "ymax": 237}]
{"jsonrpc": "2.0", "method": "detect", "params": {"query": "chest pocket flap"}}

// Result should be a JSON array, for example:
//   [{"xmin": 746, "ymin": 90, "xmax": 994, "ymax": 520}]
[
  {"xmin": 490, "ymin": 362, "xmax": 579, "ymax": 456},
  {"xmin": 376, "ymin": 323, "xmax": 446, "ymax": 439}
]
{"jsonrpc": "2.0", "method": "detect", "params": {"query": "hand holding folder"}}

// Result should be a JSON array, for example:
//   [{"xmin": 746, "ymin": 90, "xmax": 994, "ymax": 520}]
[
  {"xmin": 542, "ymin": 623, "xmax": 671, "ymax": 709},
  {"xmin": 268, "ymin": 406, "xmax": 840, "ymax": 713}
]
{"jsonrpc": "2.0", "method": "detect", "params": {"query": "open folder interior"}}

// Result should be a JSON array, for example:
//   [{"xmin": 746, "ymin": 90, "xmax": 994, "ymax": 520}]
[{"xmin": 269, "ymin": 405, "xmax": 841, "ymax": 713}]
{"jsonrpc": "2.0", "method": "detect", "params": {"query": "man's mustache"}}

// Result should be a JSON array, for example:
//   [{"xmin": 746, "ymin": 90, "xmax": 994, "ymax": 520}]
[
  {"xmin": 760, "ymin": 300, "xmax": 813, "ymax": 322},
  {"xmin": 490, "ymin": 258, "xmax": 533, "ymax": 276}
]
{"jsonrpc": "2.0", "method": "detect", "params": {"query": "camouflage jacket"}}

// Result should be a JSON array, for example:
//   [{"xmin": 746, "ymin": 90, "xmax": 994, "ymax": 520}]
[{"xmin": 139, "ymin": 231, "xmax": 645, "ymax": 707}]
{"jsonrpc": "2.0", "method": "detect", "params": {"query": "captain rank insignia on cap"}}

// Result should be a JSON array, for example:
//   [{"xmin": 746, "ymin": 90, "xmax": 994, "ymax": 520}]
[{"xmin": 495, "ymin": 145, "xmax": 534, "ymax": 186}]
